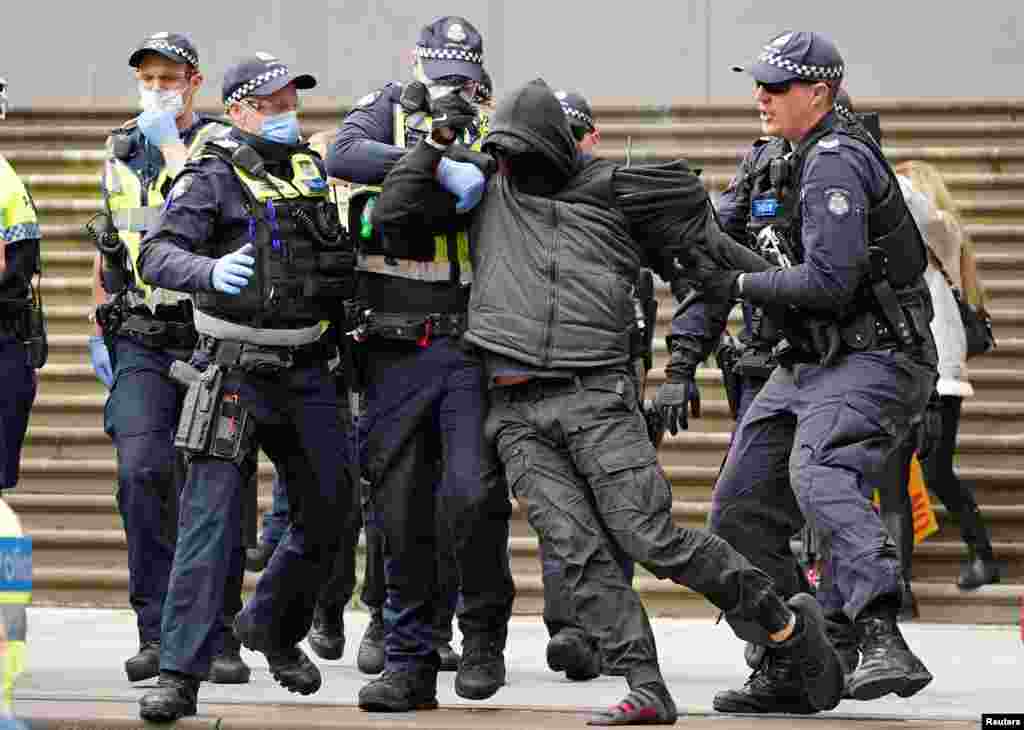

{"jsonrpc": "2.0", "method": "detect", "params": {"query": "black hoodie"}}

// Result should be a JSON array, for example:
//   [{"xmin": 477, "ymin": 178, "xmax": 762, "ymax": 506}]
[{"xmin": 374, "ymin": 78, "xmax": 763, "ymax": 369}]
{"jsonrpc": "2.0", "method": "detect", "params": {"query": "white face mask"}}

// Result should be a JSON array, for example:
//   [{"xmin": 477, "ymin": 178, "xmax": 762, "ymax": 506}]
[{"xmin": 138, "ymin": 82, "xmax": 185, "ymax": 116}]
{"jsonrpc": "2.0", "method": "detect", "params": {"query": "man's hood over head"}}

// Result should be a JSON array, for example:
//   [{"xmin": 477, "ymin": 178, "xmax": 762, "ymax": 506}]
[{"xmin": 482, "ymin": 78, "xmax": 579, "ymax": 182}]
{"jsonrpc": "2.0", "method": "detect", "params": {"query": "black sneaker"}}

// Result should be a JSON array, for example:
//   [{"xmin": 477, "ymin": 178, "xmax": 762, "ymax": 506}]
[
  {"xmin": 125, "ymin": 641, "xmax": 160, "ymax": 683},
  {"xmin": 773, "ymin": 593, "xmax": 844, "ymax": 712},
  {"xmin": 209, "ymin": 631, "xmax": 251, "ymax": 685},
  {"xmin": 308, "ymin": 603, "xmax": 345, "ymax": 661},
  {"xmin": 265, "ymin": 645, "xmax": 322, "ymax": 695},
  {"xmin": 588, "ymin": 682, "xmax": 678, "ymax": 725},
  {"xmin": 139, "ymin": 671, "xmax": 199, "ymax": 722},
  {"xmin": 713, "ymin": 650, "xmax": 818, "ymax": 714},
  {"xmin": 357, "ymin": 609, "xmax": 386, "ymax": 675},
  {"xmin": 358, "ymin": 666, "xmax": 439, "ymax": 712},
  {"xmin": 847, "ymin": 601, "xmax": 932, "ymax": 701},
  {"xmin": 455, "ymin": 638, "xmax": 505, "ymax": 700},
  {"xmin": 547, "ymin": 628, "xmax": 600, "ymax": 681},
  {"xmin": 437, "ymin": 642, "xmax": 461, "ymax": 672}
]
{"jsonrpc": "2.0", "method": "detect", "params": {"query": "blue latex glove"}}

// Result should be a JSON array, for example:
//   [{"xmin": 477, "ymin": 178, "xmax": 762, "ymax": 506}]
[
  {"xmin": 436, "ymin": 157, "xmax": 486, "ymax": 214},
  {"xmin": 136, "ymin": 106, "xmax": 181, "ymax": 146},
  {"xmin": 211, "ymin": 243, "xmax": 256, "ymax": 295},
  {"xmin": 88, "ymin": 335, "xmax": 114, "ymax": 389}
]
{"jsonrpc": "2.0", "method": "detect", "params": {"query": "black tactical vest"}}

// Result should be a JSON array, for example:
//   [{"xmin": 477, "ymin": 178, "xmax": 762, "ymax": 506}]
[{"xmin": 193, "ymin": 141, "xmax": 352, "ymax": 328}]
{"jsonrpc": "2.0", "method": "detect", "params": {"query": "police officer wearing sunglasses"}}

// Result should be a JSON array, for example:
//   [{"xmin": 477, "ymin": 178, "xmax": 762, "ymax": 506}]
[{"xmin": 685, "ymin": 31, "xmax": 938, "ymax": 713}]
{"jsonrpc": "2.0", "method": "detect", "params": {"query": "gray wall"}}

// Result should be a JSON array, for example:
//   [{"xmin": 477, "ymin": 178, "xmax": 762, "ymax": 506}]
[{"xmin": 8, "ymin": 1, "xmax": 1023, "ymax": 108}]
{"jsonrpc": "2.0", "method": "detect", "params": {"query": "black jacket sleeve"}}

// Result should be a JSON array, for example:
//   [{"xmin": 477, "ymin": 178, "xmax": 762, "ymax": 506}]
[{"xmin": 373, "ymin": 141, "xmax": 459, "ymax": 239}]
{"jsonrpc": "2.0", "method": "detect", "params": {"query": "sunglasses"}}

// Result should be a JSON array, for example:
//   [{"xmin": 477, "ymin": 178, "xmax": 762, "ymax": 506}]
[{"xmin": 757, "ymin": 79, "xmax": 800, "ymax": 95}]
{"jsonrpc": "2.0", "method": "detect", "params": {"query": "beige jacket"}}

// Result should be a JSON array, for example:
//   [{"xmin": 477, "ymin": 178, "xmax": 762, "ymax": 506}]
[{"xmin": 899, "ymin": 176, "xmax": 975, "ymax": 397}]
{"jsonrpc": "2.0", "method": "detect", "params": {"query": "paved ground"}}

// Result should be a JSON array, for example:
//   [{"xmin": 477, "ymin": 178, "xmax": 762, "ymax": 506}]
[{"xmin": 10, "ymin": 608, "xmax": 1022, "ymax": 728}]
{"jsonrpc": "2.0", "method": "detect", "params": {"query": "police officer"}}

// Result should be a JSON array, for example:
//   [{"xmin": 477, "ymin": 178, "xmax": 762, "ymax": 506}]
[
  {"xmin": 0, "ymin": 74, "xmax": 44, "ymax": 511},
  {"xmin": 85, "ymin": 32, "xmax": 251, "ymax": 687},
  {"xmin": 135, "ymin": 53, "xmax": 356, "ymax": 721},
  {"xmin": 326, "ymin": 15, "xmax": 514, "ymax": 711},
  {"xmin": 375, "ymin": 76, "xmax": 845, "ymax": 725},
  {"xmin": 687, "ymin": 31, "xmax": 938, "ymax": 712}
]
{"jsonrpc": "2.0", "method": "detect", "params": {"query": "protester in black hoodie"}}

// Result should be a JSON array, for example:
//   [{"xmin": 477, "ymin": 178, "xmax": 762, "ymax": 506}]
[{"xmin": 374, "ymin": 77, "xmax": 844, "ymax": 725}]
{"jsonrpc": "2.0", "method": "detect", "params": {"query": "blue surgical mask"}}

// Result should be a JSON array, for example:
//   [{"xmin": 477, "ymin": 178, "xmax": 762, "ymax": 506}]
[{"xmin": 261, "ymin": 111, "xmax": 300, "ymax": 145}]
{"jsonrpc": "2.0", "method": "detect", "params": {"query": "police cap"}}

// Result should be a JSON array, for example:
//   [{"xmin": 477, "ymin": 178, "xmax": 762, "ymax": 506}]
[
  {"xmin": 129, "ymin": 32, "xmax": 200, "ymax": 69},
  {"xmin": 222, "ymin": 53, "xmax": 317, "ymax": 105},
  {"xmin": 416, "ymin": 16, "xmax": 484, "ymax": 83},
  {"xmin": 555, "ymin": 90, "xmax": 595, "ymax": 133},
  {"xmin": 732, "ymin": 31, "xmax": 844, "ymax": 84}
]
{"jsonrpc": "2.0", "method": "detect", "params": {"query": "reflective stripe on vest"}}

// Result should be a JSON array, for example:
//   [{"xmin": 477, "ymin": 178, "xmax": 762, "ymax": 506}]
[
  {"xmin": 350, "ymin": 102, "xmax": 481, "ymax": 284},
  {"xmin": 104, "ymin": 122, "xmax": 229, "ymax": 305},
  {"xmin": 357, "ymin": 226, "xmax": 472, "ymax": 285}
]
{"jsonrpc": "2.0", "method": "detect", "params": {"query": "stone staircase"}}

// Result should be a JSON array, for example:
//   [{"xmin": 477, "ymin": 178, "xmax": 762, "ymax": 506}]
[{"xmin": 5, "ymin": 100, "xmax": 1022, "ymax": 624}]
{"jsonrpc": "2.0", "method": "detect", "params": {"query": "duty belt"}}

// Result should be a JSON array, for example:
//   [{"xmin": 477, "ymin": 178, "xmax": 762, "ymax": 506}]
[
  {"xmin": 204, "ymin": 336, "xmax": 337, "ymax": 376},
  {"xmin": 119, "ymin": 313, "xmax": 197, "ymax": 352},
  {"xmin": 350, "ymin": 310, "xmax": 465, "ymax": 346}
]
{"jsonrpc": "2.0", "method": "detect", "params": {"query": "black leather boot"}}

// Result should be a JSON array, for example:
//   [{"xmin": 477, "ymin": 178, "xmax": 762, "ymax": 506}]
[
  {"xmin": 358, "ymin": 663, "xmax": 439, "ymax": 712},
  {"xmin": 846, "ymin": 597, "xmax": 932, "ymax": 701},
  {"xmin": 138, "ymin": 671, "xmax": 199, "ymax": 722},
  {"xmin": 265, "ymin": 645, "xmax": 322, "ymax": 695},
  {"xmin": 713, "ymin": 649, "xmax": 817, "ymax": 714},
  {"xmin": 958, "ymin": 547, "xmax": 1001, "ymax": 590},
  {"xmin": 357, "ymin": 608, "xmax": 386, "ymax": 675},
  {"xmin": 209, "ymin": 631, "xmax": 251, "ymax": 684},
  {"xmin": 455, "ymin": 635, "xmax": 506, "ymax": 700},
  {"xmin": 124, "ymin": 640, "xmax": 160, "ymax": 683},
  {"xmin": 958, "ymin": 505, "xmax": 1001, "ymax": 590},
  {"xmin": 547, "ymin": 628, "xmax": 600, "ymax": 681},
  {"xmin": 771, "ymin": 593, "xmax": 844, "ymax": 712},
  {"xmin": 308, "ymin": 603, "xmax": 346, "ymax": 661}
]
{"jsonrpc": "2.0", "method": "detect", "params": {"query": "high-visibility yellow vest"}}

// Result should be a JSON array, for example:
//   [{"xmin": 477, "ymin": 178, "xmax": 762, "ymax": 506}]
[
  {"xmin": 0, "ymin": 155, "xmax": 38, "ymax": 245},
  {"xmin": 101, "ymin": 120, "xmax": 229, "ymax": 306},
  {"xmin": 349, "ymin": 102, "xmax": 487, "ymax": 286}
]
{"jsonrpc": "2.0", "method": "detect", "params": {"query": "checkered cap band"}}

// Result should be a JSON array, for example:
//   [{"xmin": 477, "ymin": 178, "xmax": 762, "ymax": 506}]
[
  {"xmin": 757, "ymin": 50, "xmax": 843, "ymax": 80},
  {"xmin": 145, "ymin": 40, "xmax": 198, "ymax": 67},
  {"xmin": 562, "ymin": 105, "xmax": 594, "ymax": 129},
  {"xmin": 416, "ymin": 46, "xmax": 483, "ymax": 66},
  {"xmin": 226, "ymin": 66, "xmax": 289, "ymax": 104}
]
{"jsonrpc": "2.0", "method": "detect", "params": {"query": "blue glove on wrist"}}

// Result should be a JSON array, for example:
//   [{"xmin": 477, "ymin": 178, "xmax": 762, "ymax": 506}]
[
  {"xmin": 436, "ymin": 157, "xmax": 486, "ymax": 214},
  {"xmin": 211, "ymin": 243, "xmax": 256, "ymax": 295},
  {"xmin": 137, "ymin": 107, "xmax": 181, "ymax": 146},
  {"xmin": 88, "ymin": 335, "xmax": 114, "ymax": 389}
]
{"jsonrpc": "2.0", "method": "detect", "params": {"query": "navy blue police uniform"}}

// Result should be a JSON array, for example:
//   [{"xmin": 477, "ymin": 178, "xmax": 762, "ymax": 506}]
[
  {"xmin": 693, "ymin": 32, "xmax": 939, "ymax": 713},
  {"xmin": 95, "ymin": 35, "xmax": 251, "ymax": 686},
  {"xmin": 326, "ymin": 15, "xmax": 514, "ymax": 709},
  {"xmin": 0, "ymin": 145, "xmax": 42, "ymax": 494},
  {"xmin": 135, "ymin": 55, "xmax": 355, "ymax": 722}
]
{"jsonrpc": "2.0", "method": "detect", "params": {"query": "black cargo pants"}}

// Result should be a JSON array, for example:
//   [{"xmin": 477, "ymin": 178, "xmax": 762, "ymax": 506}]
[{"xmin": 486, "ymin": 365, "xmax": 777, "ymax": 686}]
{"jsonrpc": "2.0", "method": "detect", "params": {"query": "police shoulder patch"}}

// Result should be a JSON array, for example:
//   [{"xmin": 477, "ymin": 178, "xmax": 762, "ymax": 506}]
[
  {"xmin": 825, "ymin": 188, "xmax": 851, "ymax": 217},
  {"xmin": 817, "ymin": 137, "xmax": 841, "ymax": 150},
  {"xmin": 355, "ymin": 90, "xmax": 382, "ymax": 108}
]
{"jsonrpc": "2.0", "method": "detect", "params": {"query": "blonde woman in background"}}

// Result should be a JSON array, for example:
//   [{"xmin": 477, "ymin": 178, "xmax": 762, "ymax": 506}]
[{"xmin": 896, "ymin": 160, "xmax": 1000, "ymax": 590}]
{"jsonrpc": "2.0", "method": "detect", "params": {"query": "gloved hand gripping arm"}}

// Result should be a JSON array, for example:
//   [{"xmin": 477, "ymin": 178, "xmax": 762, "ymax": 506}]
[{"xmin": 654, "ymin": 335, "xmax": 703, "ymax": 435}]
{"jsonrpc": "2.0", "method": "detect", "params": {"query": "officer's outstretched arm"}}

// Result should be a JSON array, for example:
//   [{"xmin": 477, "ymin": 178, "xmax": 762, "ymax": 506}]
[{"xmin": 137, "ymin": 164, "xmax": 221, "ymax": 293}]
